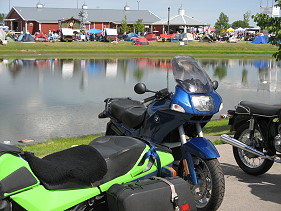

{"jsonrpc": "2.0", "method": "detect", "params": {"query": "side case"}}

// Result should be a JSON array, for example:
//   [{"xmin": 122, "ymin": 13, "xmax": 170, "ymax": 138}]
[{"xmin": 107, "ymin": 177, "xmax": 196, "ymax": 211}]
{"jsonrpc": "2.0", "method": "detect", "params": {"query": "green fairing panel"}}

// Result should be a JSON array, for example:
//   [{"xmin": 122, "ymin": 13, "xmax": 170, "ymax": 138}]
[
  {"xmin": 0, "ymin": 154, "xmax": 40, "ymax": 197},
  {"xmin": 11, "ymin": 185, "xmax": 101, "ymax": 211}
]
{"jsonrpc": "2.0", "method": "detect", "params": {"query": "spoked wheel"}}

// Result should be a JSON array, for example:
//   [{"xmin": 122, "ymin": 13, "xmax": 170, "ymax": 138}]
[
  {"xmin": 179, "ymin": 157, "xmax": 225, "ymax": 211},
  {"xmin": 233, "ymin": 123, "xmax": 274, "ymax": 175}
]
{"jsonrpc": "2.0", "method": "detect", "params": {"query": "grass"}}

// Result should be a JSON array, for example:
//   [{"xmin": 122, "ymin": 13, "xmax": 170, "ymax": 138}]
[
  {"xmin": 20, "ymin": 119, "xmax": 231, "ymax": 157},
  {"xmin": 0, "ymin": 40, "xmax": 277, "ymax": 59}
]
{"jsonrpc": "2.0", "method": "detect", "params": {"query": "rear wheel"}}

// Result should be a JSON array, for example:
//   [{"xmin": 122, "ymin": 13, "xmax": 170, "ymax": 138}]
[
  {"xmin": 233, "ymin": 123, "xmax": 274, "ymax": 175},
  {"xmin": 179, "ymin": 158, "xmax": 225, "ymax": 211}
]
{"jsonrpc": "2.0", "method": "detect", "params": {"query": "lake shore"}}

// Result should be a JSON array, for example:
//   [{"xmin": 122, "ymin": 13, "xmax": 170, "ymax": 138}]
[{"xmin": 0, "ymin": 41, "xmax": 277, "ymax": 59}]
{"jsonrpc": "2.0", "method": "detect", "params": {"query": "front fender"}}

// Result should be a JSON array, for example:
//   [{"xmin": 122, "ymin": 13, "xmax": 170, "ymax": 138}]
[{"xmin": 182, "ymin": 137, "xmax": 220, "ymax": 159}]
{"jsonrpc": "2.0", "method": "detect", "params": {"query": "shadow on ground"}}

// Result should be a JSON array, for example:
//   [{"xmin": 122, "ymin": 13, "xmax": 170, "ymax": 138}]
[{"xmin": 220, "ymin": 162, "xmax": 281, "ymax": 205}]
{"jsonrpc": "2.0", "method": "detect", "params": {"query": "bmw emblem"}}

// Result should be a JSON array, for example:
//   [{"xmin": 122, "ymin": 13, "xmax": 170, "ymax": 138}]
[{"xmin": 154, "ymin": 114, "xmax": 160, "ymax": 123}]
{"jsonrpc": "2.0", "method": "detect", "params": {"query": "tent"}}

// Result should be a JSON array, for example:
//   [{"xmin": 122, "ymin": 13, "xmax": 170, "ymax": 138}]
[
  {"xmin": 133, "ymin": 37, "xmax": 149, "ymax": 46},
  {"xmin": 200, "ymin": 34, "xmax": 213, "ymax": 42},
  {"xmin": 226, "ymin": 28, "xmax": 234, "ymax": 32},
  {"xmin": 251, "ymin": 36, "xmax": 269, "ymax": 44},
  {"xmin": 124, "ymin": 33, "xmax": 139, "ymax": 41},
  {"xmin": 35, "ymin": 33, "xmax": 48, "ymax": 42},
  {"xmin": 145, "ymin": 34, "xmax": 157, "ymax": 41},
  {"xmin": 6, "ymin": 34, "xmax": 15, "ymax": 42},
  {"xmin": 21, "ymin": 34, "xmax": 35, "ymax": 42},
  {"xmin": 85, "ymin": 28, "xmax": 103, "ymax": 34}
]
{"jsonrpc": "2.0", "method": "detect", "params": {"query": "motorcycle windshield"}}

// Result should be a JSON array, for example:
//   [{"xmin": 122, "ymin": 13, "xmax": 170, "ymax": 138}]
[{"xmin": 172, "ymin": 56, "xmax": 213, "ymax": 93}]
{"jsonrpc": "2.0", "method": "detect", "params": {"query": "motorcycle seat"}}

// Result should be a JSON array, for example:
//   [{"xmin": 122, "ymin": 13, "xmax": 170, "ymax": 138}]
[
  {"xmin": 89, "ymin": 136, "xmax": 146, "ymax": 184},
  {"xmin": 109, "ymin": 98, "xmax": 146, "ymax": 128},
  {"xmin": 23, "ymin": 145, "xmax": 108, "ymax": 190},
  {"xmin": 237, "ymin": 101, "xmax": 281, "ymax": 117}
]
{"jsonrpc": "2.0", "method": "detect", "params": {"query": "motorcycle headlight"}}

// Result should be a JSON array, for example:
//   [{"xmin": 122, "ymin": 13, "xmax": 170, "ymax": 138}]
[{"xmin": 192, "ymin": 96, "xmax": 214, "ymax": 112}]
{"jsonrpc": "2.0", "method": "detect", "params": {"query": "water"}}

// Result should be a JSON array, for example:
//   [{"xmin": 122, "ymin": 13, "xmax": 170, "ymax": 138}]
[{"xmin": 0, "ymin": 57, "xmax": 280, "ymax": 144}]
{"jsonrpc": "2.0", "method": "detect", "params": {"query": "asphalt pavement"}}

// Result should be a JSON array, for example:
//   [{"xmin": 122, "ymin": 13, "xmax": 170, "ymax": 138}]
[{"xmin": 216, "ymin": 144, "xmax": 281, "ymax": 211}]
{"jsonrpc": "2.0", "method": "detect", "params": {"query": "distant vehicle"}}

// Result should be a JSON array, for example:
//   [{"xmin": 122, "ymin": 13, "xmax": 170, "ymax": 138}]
[
  {"xmin": 60, "ymin": 28, "xmax": 74, "ymax": 42},
  {"xmin": 104, "ymin": 28, "xmax": 118, "ymax": 42}
]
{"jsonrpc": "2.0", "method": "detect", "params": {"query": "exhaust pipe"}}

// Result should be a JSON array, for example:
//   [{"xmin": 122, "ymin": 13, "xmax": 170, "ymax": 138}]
[{"xmin": 220, "ymin": 134, "xmax": 265, "ymax": 157}]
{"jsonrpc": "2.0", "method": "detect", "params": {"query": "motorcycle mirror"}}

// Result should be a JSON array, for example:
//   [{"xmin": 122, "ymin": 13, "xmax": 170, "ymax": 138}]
[
  {"xmin": 212, "ymin": 80, "xmax": 219, "ymax": 90},
  {"xmin": 134, "ymin": 83, "xmax": 147, "ymax": 94}
]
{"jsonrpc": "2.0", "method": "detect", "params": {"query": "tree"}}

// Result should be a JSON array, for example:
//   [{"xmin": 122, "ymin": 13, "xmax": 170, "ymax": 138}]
[
  {"xmin": 231, "ymin": 20, "xmax": 247, "ymax": 29},
  {"xmin": 243, "ymin": 11, "xmax": 251, "ymax": 27},
  {"xmin": 133, "ymin": 19, "xmax": 144, "ymax": 34},
  {"xmin": 0, "ymin": 13, "xmax": 5, "ymax": 24},
  {"xmin": 214, "ymin": 12, "xmax": 230, "ymax": 35},
  {"xmin": 120, "ymin": 16, "xmax": 130, "ymax": 34},
  {"xmin": 253, "ymin": 0, "xmax": 281, "ymax": 60}
]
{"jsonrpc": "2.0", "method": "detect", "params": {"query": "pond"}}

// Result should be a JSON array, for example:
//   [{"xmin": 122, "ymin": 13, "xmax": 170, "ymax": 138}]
[{"xmin": 0, "ymin": 57, "xmax": 281, "ymax": 144}]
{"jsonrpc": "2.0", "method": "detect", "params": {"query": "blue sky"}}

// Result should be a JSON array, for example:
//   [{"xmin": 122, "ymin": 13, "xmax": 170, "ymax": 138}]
[{"xmin": 0, "ymin": 0, "xmax": 277, "ymax": 26}]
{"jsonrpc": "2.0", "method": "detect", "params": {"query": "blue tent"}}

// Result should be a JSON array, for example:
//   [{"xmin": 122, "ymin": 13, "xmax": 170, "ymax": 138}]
[
  {"xmin": 20, "ymin": 34, "xmax": 35, "ymax": 42},
  {"xmin": 251, "ymin": 36, "xmax": 269, "ymax": 44},
  {"xmin": 124, "ymin": 33, "xmax": 139, "ymax": 41},
  {"xmin": 85, "ymin": 28, "xmax": 103, "ymax": 34}
]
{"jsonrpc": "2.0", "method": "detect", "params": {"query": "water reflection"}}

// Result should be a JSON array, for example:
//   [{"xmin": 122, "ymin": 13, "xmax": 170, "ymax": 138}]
[{"xmin": 0, "ymin": 57, "xmax": 280, "ymax": 144}]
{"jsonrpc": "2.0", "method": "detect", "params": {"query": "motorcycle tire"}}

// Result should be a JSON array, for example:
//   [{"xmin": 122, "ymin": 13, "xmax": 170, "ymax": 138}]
[
  {"xmin": 178, "ymin": 158, "xmax": 225, "ymax": 211},
  {"xmin": 233, "ymin": 123, "xmax": 274, "ymax": 175}
]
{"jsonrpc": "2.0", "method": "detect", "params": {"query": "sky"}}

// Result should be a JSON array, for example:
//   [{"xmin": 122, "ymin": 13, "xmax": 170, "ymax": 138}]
[{"xmin": 0, "ymin": 0, "xmax": 277, "ymax": 26}]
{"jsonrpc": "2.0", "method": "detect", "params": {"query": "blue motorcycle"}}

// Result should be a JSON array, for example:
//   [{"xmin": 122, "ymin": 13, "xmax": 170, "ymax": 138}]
[{"xmin": 99, "ymin": 55, "xmax": 225, "ymax": 211}]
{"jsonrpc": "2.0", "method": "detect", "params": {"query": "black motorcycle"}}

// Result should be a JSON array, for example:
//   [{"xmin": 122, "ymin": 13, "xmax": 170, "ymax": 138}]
[{"xmin": 221, "ymin": 101, "xmax": 281, "ymax": 175}]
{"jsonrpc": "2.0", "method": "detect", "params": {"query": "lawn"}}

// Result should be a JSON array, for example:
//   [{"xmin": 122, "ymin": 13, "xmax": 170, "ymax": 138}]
[{"xmin": 0, "ymin": 40, "xmax": 277, "ymax": 59}]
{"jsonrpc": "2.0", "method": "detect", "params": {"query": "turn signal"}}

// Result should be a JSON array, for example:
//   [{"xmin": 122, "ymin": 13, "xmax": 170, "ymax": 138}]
[{"xmin": 171, "ymin": 104, "xmax": 185, "ymax": 113}]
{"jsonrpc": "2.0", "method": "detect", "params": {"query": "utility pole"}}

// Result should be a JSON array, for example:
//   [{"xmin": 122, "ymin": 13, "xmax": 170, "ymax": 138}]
[
  {"xmin": 137, "ymin": 1, "xmax": 140, "ymax": 10},
  {"xmin": 167, "ymin": 7, "xmax": 170, "ymax": 34}
]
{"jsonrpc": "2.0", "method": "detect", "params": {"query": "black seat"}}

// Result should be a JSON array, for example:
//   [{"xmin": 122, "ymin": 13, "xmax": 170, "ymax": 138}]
[
  {"xmin": 109, "ymin": 98, "xmax": 146, "ymax": 128},
  {"xmin": 237, "ymin": 101, "xmax": 281, "ymax": 117},
  {"xmin": 89, "ymin": 136, "xmax": 146, "ymax": 184},
  {"xmin": 23, "ymin": 145, "xmax": 107, "ymax": 190}
]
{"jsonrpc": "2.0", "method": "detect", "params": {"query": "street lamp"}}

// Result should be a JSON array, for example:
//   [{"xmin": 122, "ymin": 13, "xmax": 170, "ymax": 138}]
[{"xmin": 137, "ymin": 1, "xmax": 140, "ymax": 10}]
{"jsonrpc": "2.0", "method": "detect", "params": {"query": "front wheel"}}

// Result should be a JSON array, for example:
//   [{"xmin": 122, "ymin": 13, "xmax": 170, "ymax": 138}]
[
  {"xmin": 233, "ymin": 123, "xmax": 274, "ymax": 175},
  {"xmin": 179, "ymin": 158, "xmax": 225, "ymax": 211}
]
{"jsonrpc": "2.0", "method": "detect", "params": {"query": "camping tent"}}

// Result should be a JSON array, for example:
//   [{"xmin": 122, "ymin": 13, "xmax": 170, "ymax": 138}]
[
  {"xmin": 133, "ymin": 37, "xmax": 149, "ymax": 46},
  {"xmin": 145, "ymin": 34, "xmax": 157, "ymax": 41},
  {"xmin": 200, "ymin": 34, "xmax": 213, "ymax": 42},
  {"xmin": 35, "ymin": 33, "xmax": 48, "ymax": 42},
  {"xmin": 21, "ymin": 34, "xmax": 35, "ymax": 42},
  {"xmin": 251, "ymin": 36, "xmax": 269, "ymax": 44},
  {"xmin": 124, "ymin": 33, "xmax": 139, "ymax": 41}
]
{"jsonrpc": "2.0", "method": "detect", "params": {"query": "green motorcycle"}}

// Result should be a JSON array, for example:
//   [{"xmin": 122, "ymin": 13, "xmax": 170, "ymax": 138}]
[{"xmin": 0, "ymin": 136, "xmax": 194, "ymax": 211}]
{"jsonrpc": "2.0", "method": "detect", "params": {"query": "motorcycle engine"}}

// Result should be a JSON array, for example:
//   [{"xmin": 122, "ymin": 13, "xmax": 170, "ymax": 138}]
[{"xmin": 274, "ymin": 125, "xmax": 281, "ymax": 153}]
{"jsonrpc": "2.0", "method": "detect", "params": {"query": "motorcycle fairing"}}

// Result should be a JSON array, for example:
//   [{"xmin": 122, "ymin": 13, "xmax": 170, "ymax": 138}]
[
  {"xmin": 172, "ymin": 85, "xmax": 222, "ymax": 115},
  {"xmin": 182, "ymin": 137, "xmax": 220, "ymax": 159},
  {"xmin": 0, "ymin": 154, "xmax": 40, "ymax": 198}
]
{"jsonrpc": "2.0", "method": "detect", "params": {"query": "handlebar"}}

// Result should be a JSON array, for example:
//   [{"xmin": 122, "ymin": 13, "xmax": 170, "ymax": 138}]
[
  {"xmin": 140, "ymin": 88, "xmax": 171, "ymax": 104},
  {"xmin": 141, "ymin": 96, "xmax": 156, "ymax": 104}
]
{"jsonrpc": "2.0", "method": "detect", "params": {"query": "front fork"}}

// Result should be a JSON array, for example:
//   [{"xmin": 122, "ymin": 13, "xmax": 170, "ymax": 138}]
[{"xmin": 178, "ymin": 123, "xmax": 203, "ymax": 185}]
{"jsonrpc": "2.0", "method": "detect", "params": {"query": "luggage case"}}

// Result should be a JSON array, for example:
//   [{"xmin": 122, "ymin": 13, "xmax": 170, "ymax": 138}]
[{"xmin": 107, "ymin": 176, "xmax": 196, "ymax": 211}]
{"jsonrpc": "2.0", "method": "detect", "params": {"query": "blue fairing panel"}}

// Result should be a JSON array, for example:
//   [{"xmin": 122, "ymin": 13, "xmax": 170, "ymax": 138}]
[{"xmin": 182, "ymin": 137, "xmax": 220, "ymax": 159}]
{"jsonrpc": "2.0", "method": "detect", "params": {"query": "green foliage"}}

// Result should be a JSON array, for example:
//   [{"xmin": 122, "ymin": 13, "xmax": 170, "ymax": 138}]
[
  {"xmin": 214, "ymin": 12, "xmax": 230, "ymax": 35},
  {"xmin": 133, "ymin": 19, "xmax": 144, "ymax": 33},
  {"xmin": 121, "ymin": 16, "xmax": 130, "ymax": 34},
  {"xmin": 231, "ymin": 20, "xmax": 247, "ymax": 29},
  {"xmin": 253, "ymin": 0, "xmax": 281, "ymax": 60},
  {"xmin": 0, "ymin": 13, "xmax": 5, "ymax": 24}
]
